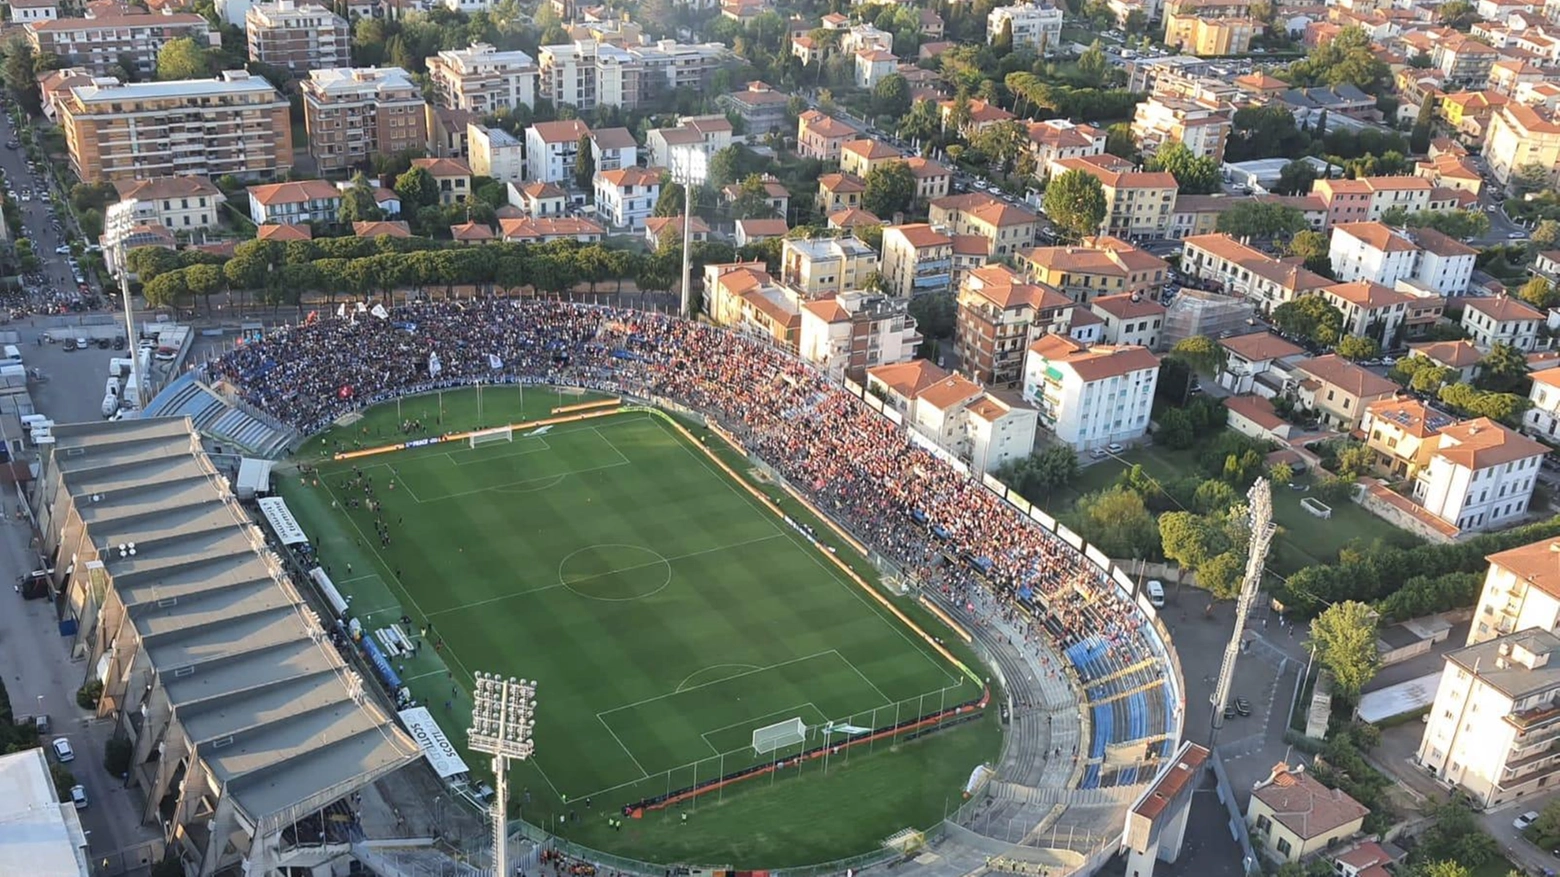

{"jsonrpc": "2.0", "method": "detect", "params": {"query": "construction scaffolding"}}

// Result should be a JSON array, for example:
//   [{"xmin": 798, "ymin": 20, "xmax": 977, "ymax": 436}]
[{"xmin": 1161, "ymin": 289, "xmax": 1254, "ymax": 349}]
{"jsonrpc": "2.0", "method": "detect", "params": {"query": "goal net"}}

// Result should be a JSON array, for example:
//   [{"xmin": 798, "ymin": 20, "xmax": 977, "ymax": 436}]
[
  {"xmin": 752, "ymin": 717, "xmax": 807, "ymax": 755},
  {"xmin": 469, "ymin": 426, "xmax": 514, "ymax": 448}
]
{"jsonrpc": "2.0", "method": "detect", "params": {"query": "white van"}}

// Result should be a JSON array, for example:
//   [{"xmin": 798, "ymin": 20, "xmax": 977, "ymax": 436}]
[
  {"xmin": 105, "ymin": 377, "xmax": 119, "ymax": 397},
  {"xmin": 20, "ymin": 414, "xmax": 48, "ymax": 430},
  {"xmin": 108, "ymin": 358, "xmax": 133, "ymax": 377},
  {"xmin": 101, "ymin": 394, "xmax": 118, "ymax": 418},
  {"xmin": 2, "ymin": 344, "xmax": 21, "ymax": 365},
  {"xmin": 1146, "ymin": 580, "xmax": 1165, "ymax": 608}
]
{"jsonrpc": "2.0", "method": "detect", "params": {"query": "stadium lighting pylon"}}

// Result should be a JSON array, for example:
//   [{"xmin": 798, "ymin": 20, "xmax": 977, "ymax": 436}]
[{"xmin": 468, "ymin": 673, "xmax": 537, "ymax": 877}]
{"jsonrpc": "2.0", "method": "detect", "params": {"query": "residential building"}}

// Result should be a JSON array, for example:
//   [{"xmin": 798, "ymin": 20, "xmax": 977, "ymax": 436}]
[
  {"xmin": 1409, "ymin": 339, "xmax": 1484, "ymax": 383},
  {"xmin": 8, "ymin": 0, "xmax": 60, "ymax": 22},
  {"xmin": 0, "ymin": 747, "xmax": 89, "ymax": 877},
  {"xmin": 957, "ymin": 264, "xmax": 1073, "ymax": 387},
  {"xmin": 36, "ymin": 66, "xmax": 91, "ymax": 121},
  {"xmin": 537, "ymin": 39, "xmax": 634, "ymax": 111},
  {"xmin": 1413, "ymin": 228, "xmax": 1479, "ymax": 295},
  {"xmin": 245, "ymin": 0, "xmax": 350, "ymax": 73},
  {"xmin": 1485, "ymin": 104, "xmax": 1560, "ymax": 191},
  {"xmin": 868, "ymin": 359, "xmax": 1038, "ymax": 472},
  {"xmin": 735, "ymin": 218, "xmax": 789, "ymax": 246},
  {"xmin": 718, "ymin": 81, "xmax": 790, "ymax": 135},
  {"xmin": 817, "ymin": 173, "xmax": 866, "ymax": 212},
  {"xmin": 1217, "ymin": 332, "xmax": 1307, "ymax": 396},
  {"xmin": 467, "ymin": 123, "xmax": 524, "ymax": 183},
  {"xmin": 507, "ymin": 180, "xmax": 567, "ymax": 217},
  {"xmin": 1439, "ymin": 89, "xmax": 1509, "ymax": 143},
  {"xmin": 721, "ymin": 176, "xmax": 789, "ymax": 220},
  {"xmin": 424, "ymin": 105, "xmax": 473, "ymax": 159},
  {"xmin": 1312, "ymin": 175, "xmax": 1436, "ymax": 225},
  {"xmin": 644, "ymin": 215, "xmax": 710, "ymax": 248},
  {"xmin": 938, "ymin": 97, "xmax": 1015, "ymax": 137},
  {"xmin": 1164, "ymin": 0, "xmax": 1262, "ymax": 54},
  {"xmin": 1294, "ymin": 354, "xmax": 1398, "ymax": 430},
  {"xmin": 1178, "ymin": 233, "xmax": 1333, "ymax": 313},
  {"xmin": 105, "ymin": 177, "xmax": 224, "ymax": 249},
  {"xmin": 647, "ymin": 117, "xmax": 733, "ymax": 170},
  {"xmin": 450, "ymin": 220, "xmax": 495, "ymax": 244},
  {"xmin": 1130, "ymin": 95, "xmax": 1233, "ymax": 163},
  {"xmin": 246, "ymin": 179, "xmax": 342, "ymax": 225},
  {"xmin": 1433, "ymin": 33, "xmax": 1500, "ymax": 85},
  {"xmin": 797, "ymin": 109, "xmax": 859, "ymax": 160},
  {"xmin": 353, "ymin": 220, "xmax": 410, "ymax": 238},
  {"xmin": 882, "ymin": 224, "xmax": 954, "ymax": 297},
  {"xmin": 928, "ymin": 193, "xmax": 1040, "ymax": 257},
  {"xmin": 27, "ymin": 12, "xmax": 210, "ymax": 77},
  {"xmin": 1090, "ymin": 293, "xmax": 1166, "ymax": 349},
  {"xmin": 498, "ymin": 216, "xmax": 604, "ymax": 244},
  {"xmin": 1526, "ymin": 367, "xmax": 1560, "ymax": 440},
  {"xmin": 780, "ymin": 235, "xmax": 878, "ymax": 297},
  {"xmin": 1362, "ymin": 395, "xmax": 1457, "ymax": 478},
  {"xmin": 839, "ymin": 138, "xmax": 903, "ymax": 178},
  {"xmin": 1224, "ymin": 393, "xmax": 1294, "ymax": 443},
  {"xmin": 1018, "ymin": 238, "xmax": 1168, "ymax": 303},
  {"xmin": 702, "ymin": 262, "xmax": 801, "ymax": 346},
  {"xmin": 409, "ymin": 157, "xmax": 470, "ymax": 205},
  {"xmin": 854, "ymin": 49, "xmax": 896, "ymax": 89},
  {"xmin": 427, "ymin": 43, "xmax": 537, "ymax": 115},
  {"xmin": 798, "ymin": 291, "xmax": 921, "ymax": 381},
  {"xmin": 1420, "ymin": 627, "xmax": 1560, "ymax": 807},
  {"xmin": 1025, "ymin": 119, "xmax": 1106, "ymax": 177},
  {"xmin": 1049, "ymin": 155, "xmax": 1177, "ymax": 238},
  {"xmin": 1327, "ymin": 222, "xmax": 1476, "ymax": 296},
  {"xmin": 986, "ymin": 1, "xmax": 1063, "ymax": 53},
  {"xmin": 302, "ymin": 67, "xmax": 427, "ymax": 175},
  {"xmin": 1246, "ymin": 763, "xmax": 1368, "ymax": 863},
  {"xmin": 830, "ymin": 208, "xmax": 880, "ymax": 230},
  {"xmin": 906, "ymin": 157, "xmax": 953, "ymax": 201},
  {"xmin": 1318, "ymin": 280, "xmax": 1417, "ymax": 345},
  {"xmin": 1462, "ymin": 295, "xmax": 1545, "ymax": 351},
  {"xmin": 60, "ymin": 71, "xmax": 292, "ymax": 183},
  {"xmin": 1469, "ymin": 538, "xmax": 1560, "ymax": 646},
  {"xmin": 525, "ymin": 119, "xmax": 591, "ymax": 184},
  {"xmin": 594, "ymin": 166, "xmax": 662, "ymax": 230},
  {"xmin": 1022, "ymin": 333, "xmax": 1160, "ymax": 451}
]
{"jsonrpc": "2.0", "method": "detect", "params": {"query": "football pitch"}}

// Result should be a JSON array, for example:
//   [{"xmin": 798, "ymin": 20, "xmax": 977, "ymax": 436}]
[{"xmin": 281, "ymin": 388, "xmax": 999, "ymax": 865}]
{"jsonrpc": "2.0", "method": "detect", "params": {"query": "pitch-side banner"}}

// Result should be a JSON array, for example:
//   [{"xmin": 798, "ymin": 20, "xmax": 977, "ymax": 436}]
[{"xmin": 399, "ymin": 706, "xmax": 470, "ymax": 778}]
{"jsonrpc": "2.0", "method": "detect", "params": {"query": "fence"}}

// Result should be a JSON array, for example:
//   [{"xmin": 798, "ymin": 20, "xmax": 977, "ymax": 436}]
[{"xmin": 1208, "ymin": 748, "xmax": 1260, "ymax": 875}]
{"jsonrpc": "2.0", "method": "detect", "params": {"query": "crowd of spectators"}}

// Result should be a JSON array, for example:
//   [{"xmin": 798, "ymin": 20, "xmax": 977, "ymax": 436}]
[{"xmin": 208, "ymin": 300, "xmax": 1157, "ymax": 680}]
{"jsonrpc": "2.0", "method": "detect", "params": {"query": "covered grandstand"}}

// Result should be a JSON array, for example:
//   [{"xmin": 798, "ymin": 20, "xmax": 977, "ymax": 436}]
[{"xmin": 33, "ymin": 418, "xmax": 421, "ymax": 877}]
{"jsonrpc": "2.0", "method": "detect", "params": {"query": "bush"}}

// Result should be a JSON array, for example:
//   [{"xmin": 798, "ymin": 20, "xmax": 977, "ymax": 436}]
[
  {"xmin": 76, "ymin": 680, "xmax": 102, "ymax": 710},
  {"xmin": 104, "ymin": 736, "xmax": 132, "ymax": 776}
]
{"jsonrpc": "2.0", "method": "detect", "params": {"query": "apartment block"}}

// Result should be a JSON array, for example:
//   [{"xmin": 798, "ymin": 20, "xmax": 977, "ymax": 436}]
[
  {"xmin": 780, "ymin": 235, "xmax": 878, "ymax": 297},
  {"xmin": 1130, "ymin": 95, "xmax": 1233, "ymax": 163},
  {"xmin": 27, "ymin": 12, "xmax": 211, "ymax": 77},
  {"xmin": 1485, "ymin": 104, "xmax": 1560, "ymax": 192},
  {"xmin": 537, "ymin": 38, "xmax": 726, "ymax": 111},
  {"xmin": 1049, "ymin": 155, "xmax": 1177, "ymax": 238},
  {"xmin": 1312, "ymin": 176, "xmax": 1436, "ymax": 225},
  {"xmin": 1179, "ymin": 232, "xmax": 1334, "ymax": 313},
  {"xmin": 799, "ymin": 291, "xmax": 922, "ymax": 382},
  {"xmin": 302, "ymin": 67, "xmax": 427, "ymax": 175},
  {"xmin": 1293, "ymin": 355, "xmax": 1397, "ymax": 431},
  {"xmin": 525, "ymin": 119, "xmax": 590, "ymax": 184},
  {"xmin": 1026, "ymin": 119, "xmax": 1106, "ymax": 177},
  {"xmin": 703, "ymin": 263, "xmax": 800, "ymax": 348},
  {"xmin": 466, "ymin": 122, "xmax": 524, "ymax": 183},
  {"xmin": 1413, "ymin": 417, "xmax": 1546, "ymax": 533},
  {"xmin": 1022, "ymin": 334, "xmax": 1160, "ymax": 451},
  {"xmin": 245, "ymin": 0, "xmax": 350, "ymax": 73},
  {"xmin": 1163, "ymin": 0, "xmax": 1260, "ymax": 55},
  {"xmin": 593, "ymin": 166, "xmax": 662, "ymax": 231},
  {"xmin": 1461, "ymin": 295, "xmax": 1545, "ymax": 351},
  {"xmin": 986, "ymin": 1, "xmax": 1063, "ymax": 53},
  {"xmin": 869, "ymin": 360, "xmax": 1039, "ymax": 472},
  {"xmin": 956, "ymin": 263, "xmax": 1073, "ymax": 387},
  {"xmin": 9, "ymin": 0, "xmax": 59, "ymax": 22},
  {"xmin": 1526, "ymin": 367, "xmax": 1560, "ymax": 441},
  {"xmin": 882, "ymin": 224, "xmax": 954, "ymax": 298},
  {"xmin": 1328, "ymin": 222, "xmax": 1480, "ymax": 296},
  {"xmin": 1469, "ymin": 537, "xmax": 1560, "ymax": 646},
  {"xmin": 927, "ymin": 192, "xmax": 1040, "ymax": 257},
  {"xmin": 1018, "ymin": 237, "xmax": 1168, "ymax": 304},
  {"xmin": 428, "ymin": 43, "xmax": 537, "ymax": 115},
  {"xmin": 61, "ymin": 71, "xmax": 291, "ymax": 183}
]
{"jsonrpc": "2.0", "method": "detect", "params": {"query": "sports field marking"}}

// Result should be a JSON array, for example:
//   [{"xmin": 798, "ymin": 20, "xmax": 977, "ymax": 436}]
[
  {"xmin": 697, "ymin": 702, "xmax": 826, "ymax": 757},
  {"xmin": 422, "ymin": 533, "xmax": 787, "ymax": 617},
  {"xmin": 598, "ymin": 714, "xmax": 651, "ymax": 779},
  {"xmin": 443, "ymin": 436, "xmax": 551, "ymax": 466},
  {"xmin": 336, "ymin": 574, "xmax": 382, "ymax": 586},
  {"xmin": 411, "ymin": 457, "xmax": 633, "ymax": 503},
  {"xmin": 598, "ymin": 649, "xmax": 838, "ymax": 719},
  {"xmin": 837, "ymin": 650, "xmax": 894, "ymax": 706},
  {"xmin": 649, "ymin": 417, "xmax": 965, "ymax": 688},
  {"xmin": 591, "ymin": 425, "xmax": 631, "ymax": 464},
  {"xmin": 674, "ymin": 663, "xmax": 763, "ymax": 694},
  {"xmin": 488, "ymin": 474, "xmax": 568, "ymax": 494},
  {"xmin": 557, "ymin": 543, "xmax": 673, "ymax": 602}
]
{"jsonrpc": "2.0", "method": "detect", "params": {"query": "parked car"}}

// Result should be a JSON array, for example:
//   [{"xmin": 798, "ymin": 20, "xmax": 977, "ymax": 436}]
[
  {"xmin": 51, "ymin": 737, "xmax": 74, "ymax": 762},
  {"xmin": 1516, "ymin": 811, "xmax": 1540, "ymax": 831},
  {"xmin": 69, "ymin": 784, "xmax": 87, "ymax": 809},
  {"xmin": 1107, "ymin": 442, "xmax": 1124, "ymax": 454},
  {"xmin": 1234, "ymin": 697, "xmax": 1252, "ymax": 717}
]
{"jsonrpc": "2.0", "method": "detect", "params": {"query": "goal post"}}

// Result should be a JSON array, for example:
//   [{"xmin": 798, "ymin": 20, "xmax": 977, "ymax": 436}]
[
  {"xmin": 752, "ymin": 717, "xmax": 807, "ymax": 755},
  {"xmin": 469, "ymin": 425, "xmax": 514, "ymax": 448}
]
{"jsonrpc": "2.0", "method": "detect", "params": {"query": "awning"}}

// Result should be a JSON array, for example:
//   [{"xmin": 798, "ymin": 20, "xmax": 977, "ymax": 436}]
[
  {"xmin": 398, "ymin": 706, "xmax": 470, "ymax": 779},
  {"xmin": 256, "ymin": 496, "xmax": 307, "ymax": 545}
]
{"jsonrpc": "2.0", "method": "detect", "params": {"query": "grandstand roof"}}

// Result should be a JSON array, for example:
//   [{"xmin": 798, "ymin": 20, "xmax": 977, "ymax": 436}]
[{"xmin": 44, "ymin": 418, "xmax": 419, "ymax": 830}]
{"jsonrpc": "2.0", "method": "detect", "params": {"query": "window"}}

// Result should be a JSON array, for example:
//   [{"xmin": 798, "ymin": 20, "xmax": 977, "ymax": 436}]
[{"xmin": 1276, "ymin": 838, "xmax": 1292, "ymax": 857}]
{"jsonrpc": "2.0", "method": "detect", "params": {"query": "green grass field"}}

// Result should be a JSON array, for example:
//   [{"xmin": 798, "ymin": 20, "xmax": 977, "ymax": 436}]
[{"xmin": 281, "ymin": 388, "xmax": 999, "ymax": 866}]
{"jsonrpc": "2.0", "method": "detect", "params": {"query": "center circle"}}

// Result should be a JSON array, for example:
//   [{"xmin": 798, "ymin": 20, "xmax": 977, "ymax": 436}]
[{"xmin": 557, "ymin": 544, "xmax": 673, "ymax": 601}]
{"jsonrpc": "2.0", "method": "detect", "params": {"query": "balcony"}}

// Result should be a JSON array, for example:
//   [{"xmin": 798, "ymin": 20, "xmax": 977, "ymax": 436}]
[{"xmin": 1507, "ymin": 702, "xmax": 1560, "ymax": 732}]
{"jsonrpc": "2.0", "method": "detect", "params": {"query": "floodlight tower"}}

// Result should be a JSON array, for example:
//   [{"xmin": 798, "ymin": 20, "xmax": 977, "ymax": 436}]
[
  {"xmin": 1208, "ymin": 478, "xmax": 1274, "ymax": 747},
  {"xmin": 468, "ymin": 673, "xmax": 537, "ymax": 877},
  {"xmin": 671, "ymin": 146, "xmax": 708, "ymax": 319}
]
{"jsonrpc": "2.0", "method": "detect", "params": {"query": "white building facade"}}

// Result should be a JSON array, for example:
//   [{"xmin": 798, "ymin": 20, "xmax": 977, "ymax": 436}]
[{"xmin": 1021, "ymin": 334, "xmax": 1160, "ymax": 451}]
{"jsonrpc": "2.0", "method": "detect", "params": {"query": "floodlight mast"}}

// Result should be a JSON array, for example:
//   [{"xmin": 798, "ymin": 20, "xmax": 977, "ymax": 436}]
[
  {"xmin": 467, "ymin": 673, "xmax": 537, "ymax": 877},
  {"xmin": 673, "ymin": 146, "xmax": 707, "ymax": 319}
]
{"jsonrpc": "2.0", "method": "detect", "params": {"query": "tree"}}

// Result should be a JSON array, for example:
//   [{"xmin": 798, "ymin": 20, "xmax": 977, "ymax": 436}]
[
  {"xmin": 155, "ymin": 37, "xmax": 210, "ymax": 80},
  {"xmin": 1336, "ymin": 335, "xmax": 1381, "ymax": 361},
  {"xmin": 1144, "ymin": 142, "xmax": 1220, "ymax": 195},
  {"xmin": 729, "ymin": 175, "xmax": 778, "ymax": 220},
  {"xmin": 1532, "ymin": 218, "xmax": 1560, "ymax": 250},
  {"xmin": 1077, "ymin": 41, "xmax": 1107, "ymax": 87},
  {"xmin": 1104, "ymin": 123, "xmax": 1137, "ymax": 161},
  {"xmin": 1170, "ymin": 335, "xmax": 1226, "ymax": 375},
  {"xmin": 897, "ymin": 99, "xmax": 941, "ymax": 142},
  {"xmin": 1477, "ymin": 341, "xmax": 1530, "ymax": 394},
  {"xmin": 573, "ymin": 134, "xmax": 595, "ymax": 193},
  {"xmin": 654, "ymin": 179, "xmax": 685, "ymax": 218},
  {"xmin": 1, "ymin": 37, "xmax": 40, "ymax": 113},
  {"xmin": 1043, "ymin": 169, "xmax": 1107, "ymax": 241},
  {"xmin": 394, "ymin": 167, "xmax": 439, "ymax": 212},
  {"xmin": 1156, "ymin": 407, "xmax": 1195, "ymax": 449},
  {"xmin": 1518, "ymin": 275, "xmax": 1559, "ymax": 310},
  {"xmin": 1214, "ymin": 201, "xmax": 1308, "ymax": 239},
  {"xmin": 1513, "ymin": 161, "xmax": 1551, "ymax": 196},
  {"xmin": 873, "ymin": 73, "xmax": 911, "ymax": 119},
  {"xmin": 1271, "ymin": 296, "xmax": 1345, "ymax": 345},
  {"xmin": 862, "ymin": 161, "xmax": 916, "ymax": 218},
  {"xmin": 1410, "ymin": 94, "xmax": 1437, "ymax": 155},
  {"xmin": 1159, "ymin": 510, "xmax": 1225, "ymax": 570},
  {"xmin": 1198, "ymin": 551, "xmax": 1246, "ymax": 600},
  {"xmin": 1072, "ymin": 485, "xmax": 1158, "ymax": 560},
  {"xmin": 338, "ymin": 172, "xmax": 384, "ymax": 225},
  {"xmin": 1285, "ymin": 229, "xmax": 1333, "ymax": 276},
  {"xmin": 1226, "ymin": 106, "xmax": 1310, "ymax": 163},
  {"xmin": 993, "ymin": 18, "xmax": 1013, "ymax": 54},
  {"xmin": 1284, "ymin": 26, "xmax": 1389, "ymax": 95},
  {"xmin": 1310, "ymin": 600, "xmax": 1380, "ymax": 697},
  {"xmin": 1274, "ymin": 160, "xmax": 1320, "ymax": 196},
  {"xmin": 1380, "ymin": 206, "xmax": 1489, "ymax": 241}
]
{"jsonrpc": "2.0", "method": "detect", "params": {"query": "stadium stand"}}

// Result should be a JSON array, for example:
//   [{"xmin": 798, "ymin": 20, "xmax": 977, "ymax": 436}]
[{"xmin": 142, "ymin": 371, "xmax": 298, "ymax": 458}]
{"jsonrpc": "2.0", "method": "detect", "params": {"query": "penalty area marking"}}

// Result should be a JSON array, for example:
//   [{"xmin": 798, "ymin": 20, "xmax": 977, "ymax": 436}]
[{"xmin": 675, "ymin": 663, "xmax": 764, "ymax": 694}]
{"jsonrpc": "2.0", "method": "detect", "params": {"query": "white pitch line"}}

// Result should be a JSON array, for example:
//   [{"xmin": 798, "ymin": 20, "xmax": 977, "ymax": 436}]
[
  {"xmin": 832, "ymin": 649, "xmax": 893, "ymax": 707},
  {"xmin": 598, "ymin": 649, "xmax": 840, "ymax": 718},
  {"xmin": 598, "ymin": 714, "xmax": 651, "ymax": 779}
]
